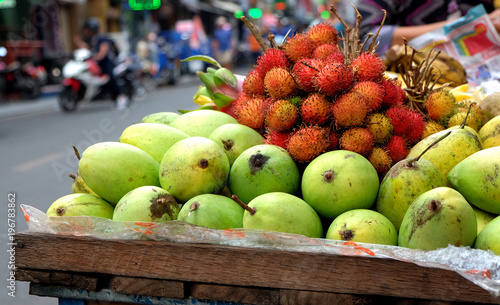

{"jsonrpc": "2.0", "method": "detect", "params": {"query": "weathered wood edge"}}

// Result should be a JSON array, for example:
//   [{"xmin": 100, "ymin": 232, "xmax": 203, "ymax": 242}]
[{"xmin": 14, "ymin": 232, "xmax": 500, "ymax": 304}]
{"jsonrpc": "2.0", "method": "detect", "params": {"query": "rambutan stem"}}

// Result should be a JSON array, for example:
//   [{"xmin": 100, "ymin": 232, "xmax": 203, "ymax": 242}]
[
  {"xmin": 232, "ymin": 195, "xmax": 256, "ymax": 215},
  {"xmin": 241, "ymin": 16, "xmax": 269, "ymax": 51},
  {"xmin": 300, "ymin": 61, "xmax": 320, "ymax": 72},
  {"xmin": 406, "ymin": 131, "xmax": 451, "ymax": 166},
  {"xmin": 72, "ymin": 145, "xmax": 81, "ymax": 160}
]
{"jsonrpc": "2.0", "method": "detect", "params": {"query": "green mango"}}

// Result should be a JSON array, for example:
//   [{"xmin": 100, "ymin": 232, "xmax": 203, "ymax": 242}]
[
  {"xmin": 301, "ymin": 150, "xmax": 379, "ymax": 220},
  {"xmin": 79, "ymin": 142, "xmax": 160, "ymax": 205},
  {"xmin": 209, "ymin": 124, "xmax": 265, "ymax": 166},
  {"xmin": 242, "ymin": 192, "xmax": 323, "ymax": 238},
  {"xmin": 141, "ymin": 112, "xmax": 180, "ymax": 126},
  {"xmin": 113, "ymin": 186, "xmax": 179, "ymax": 223},
  {"xmin": 70, "ymin": 171, "xmax": 99, "ymax": 197},
  {"xmin": 229, "ymin": 145, "xmax": 300, "ymax": 205},
  {"xmin": 474, "ymin": 215, "xmax": 500, "ymax": 255},
  {"xmin": 398, "ymin": 187, "xmax": 477, "ymax": 250},
  {"xmin": 159, "ymin": 137, "xmax": 230, "ymax": 203},
  {"xmin": 406, "ymin": 127, "xmax": 482, "ymax": 185},
  {"xmin": 447, "ymin": 146, "xmax": 500, "ymax": 214},
  {"xmin": 326, "ymin": 209, "xmax": 398, "ymax": 246},
  {"xmin": 47, "ymin": 193, "xmax": 114, "ymax": 219},
  {"xmin": 119, "ymin": 123, "xmax": 189, "ymax": 163},
  {"xmin": 170, "ymin": 109, "xmax": 238, "ymax": 138},
  {"xmin": 376, "ymin": 157, "xmax": 446, "ymax": 232},
  {"xmin": 177, "ymin": 194, "xmax": 244, "ymax": 230},
  {"xmin": 472, "ymin": 206, "xmax": 497, "ymax": 234},
  {"xmin": 376, "ymin": 132, "xmax": 450, "ymax": 231}
]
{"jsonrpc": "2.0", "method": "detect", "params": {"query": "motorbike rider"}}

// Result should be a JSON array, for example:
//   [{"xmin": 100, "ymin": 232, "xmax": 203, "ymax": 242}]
[{"xmin": 74, "ymin": 18, "xmax": 129, "ymax": 109}]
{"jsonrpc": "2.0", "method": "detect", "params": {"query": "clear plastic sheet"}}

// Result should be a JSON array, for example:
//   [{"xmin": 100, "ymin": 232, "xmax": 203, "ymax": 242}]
[{"xmin": 20, "ymin": 204, "xmax": 500, "ymax": 297}]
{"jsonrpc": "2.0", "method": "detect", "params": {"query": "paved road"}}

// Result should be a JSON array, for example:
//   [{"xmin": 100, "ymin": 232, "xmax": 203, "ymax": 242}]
[{"xmin": 0, "ymin": 79, "xmax": 203, "ymax": 304}]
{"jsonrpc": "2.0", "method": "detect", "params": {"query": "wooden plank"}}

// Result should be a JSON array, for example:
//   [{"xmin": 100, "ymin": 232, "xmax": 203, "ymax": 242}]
[
  {"xmin": 191, "ymin": 283, "xmax": 279, "ymax": 305},
  {"xmin": 280, "ymin": 289, "xmax": 370, "ymax": 305},
  {"xmin": 15, "ymin": 233, "xmax": 500, "ymax": 304},
  {"xmin": 15, "ymin": 269, "xmax": 99, "ymax": 291},
  {"xmin": 109, "ymin": 276, "xmax": 185, "ymax": 299}
]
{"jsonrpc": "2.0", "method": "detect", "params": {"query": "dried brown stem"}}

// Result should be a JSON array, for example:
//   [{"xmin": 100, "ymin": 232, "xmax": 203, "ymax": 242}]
[
  {"xmin": 232, "ymin": 195, "xmax": 256, "ymax": 215},
  {"xmin": 72, "ymin": 145, "xmax": 81, "ymax": 160},
  {"xmin": 241, "ymin": 16, "xmax": 269, "ymax": 51}
]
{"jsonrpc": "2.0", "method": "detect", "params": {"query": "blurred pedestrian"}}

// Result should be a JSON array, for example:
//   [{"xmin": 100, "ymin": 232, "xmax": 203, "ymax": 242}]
[
  {"xmin": 212, "ymin": 16, "xmax": 235, "ymax": 69},
  {"xmin": 357, "ymin": 0, "xmax": 500, "ymax": 55},
  {"xmin": 74, "ymin": 17, "xmax": 129, "ymax": 109}
]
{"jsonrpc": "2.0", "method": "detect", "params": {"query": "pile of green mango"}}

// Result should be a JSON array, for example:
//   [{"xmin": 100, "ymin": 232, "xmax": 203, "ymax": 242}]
[{"xmin": 46, "ymin": 108, "xmax": 500, "ymax": 256}]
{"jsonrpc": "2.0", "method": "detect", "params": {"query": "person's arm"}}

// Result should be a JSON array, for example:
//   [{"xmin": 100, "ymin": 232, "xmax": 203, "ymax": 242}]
[
  {"xmin": 94, "ymin": 40, "xmax": 109, "ymax": 61},
  {"xmin": 74, "ymin": 35, "xmax": 89, "ymax": 49},
  {"xmin": 392, "ymin": 8, "xmax": 500, "ymax": 47}
]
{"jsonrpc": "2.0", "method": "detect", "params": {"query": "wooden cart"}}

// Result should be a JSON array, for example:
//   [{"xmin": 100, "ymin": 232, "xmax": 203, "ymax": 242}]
[{"xmin": 14, "ymin": 232, "xmax": 500, "ymax": 305}]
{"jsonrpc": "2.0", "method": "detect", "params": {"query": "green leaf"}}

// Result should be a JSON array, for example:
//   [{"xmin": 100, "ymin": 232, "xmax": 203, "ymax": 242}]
[
  {"xmin": 181, "ymin": 55, "xmax": 222, "ymax": 69},
  {"xmin": 213, "ymin": 92, "xmax": 235, "ymax": 109},
  {"xmin": 213, "ymin": 68, "xmax": 237, "ymax": 88}
]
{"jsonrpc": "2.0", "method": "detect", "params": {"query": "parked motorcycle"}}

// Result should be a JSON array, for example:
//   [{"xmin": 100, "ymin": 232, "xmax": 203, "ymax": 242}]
[
  {"xmin": 0, "ymin": 46, "xmax": 43, "ymax": 100},
  {"xmin": 58, "ymin": 48, "xmax": 136, "ymax": 112}
]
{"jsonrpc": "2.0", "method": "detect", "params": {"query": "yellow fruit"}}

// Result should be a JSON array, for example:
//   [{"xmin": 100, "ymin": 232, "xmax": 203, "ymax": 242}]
[{"xmin": 479, "ymin": 115, "xmax": 500, "ymax": 149}]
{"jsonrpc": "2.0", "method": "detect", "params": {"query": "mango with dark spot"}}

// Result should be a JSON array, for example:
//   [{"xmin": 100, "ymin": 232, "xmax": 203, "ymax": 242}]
[
  {"xmin": 301, "ymin": 150, "xmax": 379, "ymax": 220},
  {"xmin": 229, "ymin": 145, "xmax": 300, "ymax": 204},
  {"xmin": 177, "ymin": 194, "xmax": 244, "ymax": 230},
  {"xmin": 398, "ymin": 187, "xmax": 477, "ymax": 250},
  {"xmin": 208, "ymin": 123, "xmax": 264, "ymax": 166},
  {"xmin": 474, "ymin": 214, "xmax": 500, "ymax": 255},
  {"xmin": 406, "ymin": 127, "xmax": 482, "ymax": 185},
  {"xmin": 376, "ymin": 157, "xmax": 446, "ymax": 232},
  {"xmin": 46, "ymin": 193, "xmax": 114, "ymax": 219},
  {"xmin": 159, "ymin": 137, "xmax": 230, "ymax": 203},
  {"xmin": 113, "ymin": 186, "xmax": 179, "ymax": 222},
  {"xmin": 78, "ymin": 142, "xmax": 160, "ymax": 205},
  {"xmin": 447, "ymin": 146, "xmax": 500, "ymax": 214},
  {"xmin": 325, "ymin": 209, "xmax": 397, "ymax": 246}
]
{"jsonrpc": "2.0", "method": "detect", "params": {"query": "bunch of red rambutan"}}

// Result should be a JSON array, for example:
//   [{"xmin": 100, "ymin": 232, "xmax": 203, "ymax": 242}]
[{"xmin": 230, "ymin": 22, "xmax": 426, "ymax": 177}]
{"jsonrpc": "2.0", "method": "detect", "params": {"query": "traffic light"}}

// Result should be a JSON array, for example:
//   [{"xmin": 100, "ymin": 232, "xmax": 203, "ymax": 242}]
[{"xmin": 128, "ymin": 0, "xmax": 161, "ymax": 10}]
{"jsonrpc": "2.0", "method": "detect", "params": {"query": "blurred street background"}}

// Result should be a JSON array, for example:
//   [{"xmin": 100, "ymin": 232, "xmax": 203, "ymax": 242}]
[{"xmin": 0, "ymin": 0, "xmax": 360, "ymax": 304}]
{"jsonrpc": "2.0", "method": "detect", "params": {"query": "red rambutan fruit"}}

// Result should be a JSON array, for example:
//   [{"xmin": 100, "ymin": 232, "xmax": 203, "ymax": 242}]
[
  {"xmin": 301, "ymin": 93, "xmax": 332, "ymax": 125},
  {"xmin": 264, "ymin": 67, "xmax": 297, "ymax": 99},
  {"xmin": 287, "ymin": 126, "xmax": 330, "ymax": 162},
  {"xmin": 339, "ymin": 127, "xmax": 374, "ymax": 156},
  {"xmin": 242, "ymin": 70, "xmax": 265, "ymax": 97},
  {"xmin": 329, "ymin": 129, "xmax": 340, "ymax": 151},
  {"xmin": 315, "ymin": 62, "xmax": 354, "ymax": 96},
  {"xmin": 264, "ymin": 129, "xmax": 290, "ymax": 149},
  {"xmin": 350, "ymin": 53, "xmax": 386, "ymax": 82},
  {"xmin": 332, "ymin": 91, "xmax": 368, "ymax": 127},
  {"xmin": 366, "ymin": 113, "xmax": 393, "ymax": 144},
  {"xmin": 385, "ymin": 135, "xmax": 408, "ymax": 163},
  {"xmin": 255, "ymin": 49, "xmax": 289, "ymax": 76},
  {"xmin": 293, "ymin": 58, "xmax": 325, "ymax": 92},
  {"xmin": 425, "ymin": 88, "xmax": 456, "ymax": 122},
  {"xmin": 306, "ymin": 23, "xmax": 338, "ymax": 47},
  {"xmin": 265, "ymin": 99, "xmax": 299, "ymax": 132},
  {"xmin": 368, "ymin": 147, "xmax": 392, "ymax": 176},
  {"xmin": 381, "ymin": 78, "xmax": 406, "ymax": 108},
  {"xmin": 284, "ymin": 34, "xmax": 314, "ymax": 62},
  {"xmin": 235, "ymin": 95, "xmax": 269, "ymax": 130},
  {"xmin": 312, "ymin": 43, "xmax": 340, "ymax": 60},
  {"xmin": 352, "ymin": 81, "xmax": 385, "ymax": 112},
  {"xmin": 325, "ymin": 52, "xmax": 345, "ymax": 64},
  {"xmin": 386, "ymin": 106, "xmax": 425, "ymax": 144}
]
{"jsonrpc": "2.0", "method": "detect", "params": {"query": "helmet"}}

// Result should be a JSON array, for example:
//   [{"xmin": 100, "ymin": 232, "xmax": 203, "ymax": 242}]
[{"xmin": 83, "ymin": 18, "xmax": 100, "ymax": 34}]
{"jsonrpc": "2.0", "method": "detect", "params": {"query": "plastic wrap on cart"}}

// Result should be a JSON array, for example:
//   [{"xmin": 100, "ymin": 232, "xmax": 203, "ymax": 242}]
[{"xmin": 20, "ymin": 204, "xmax": 500, "ymax": 297}]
